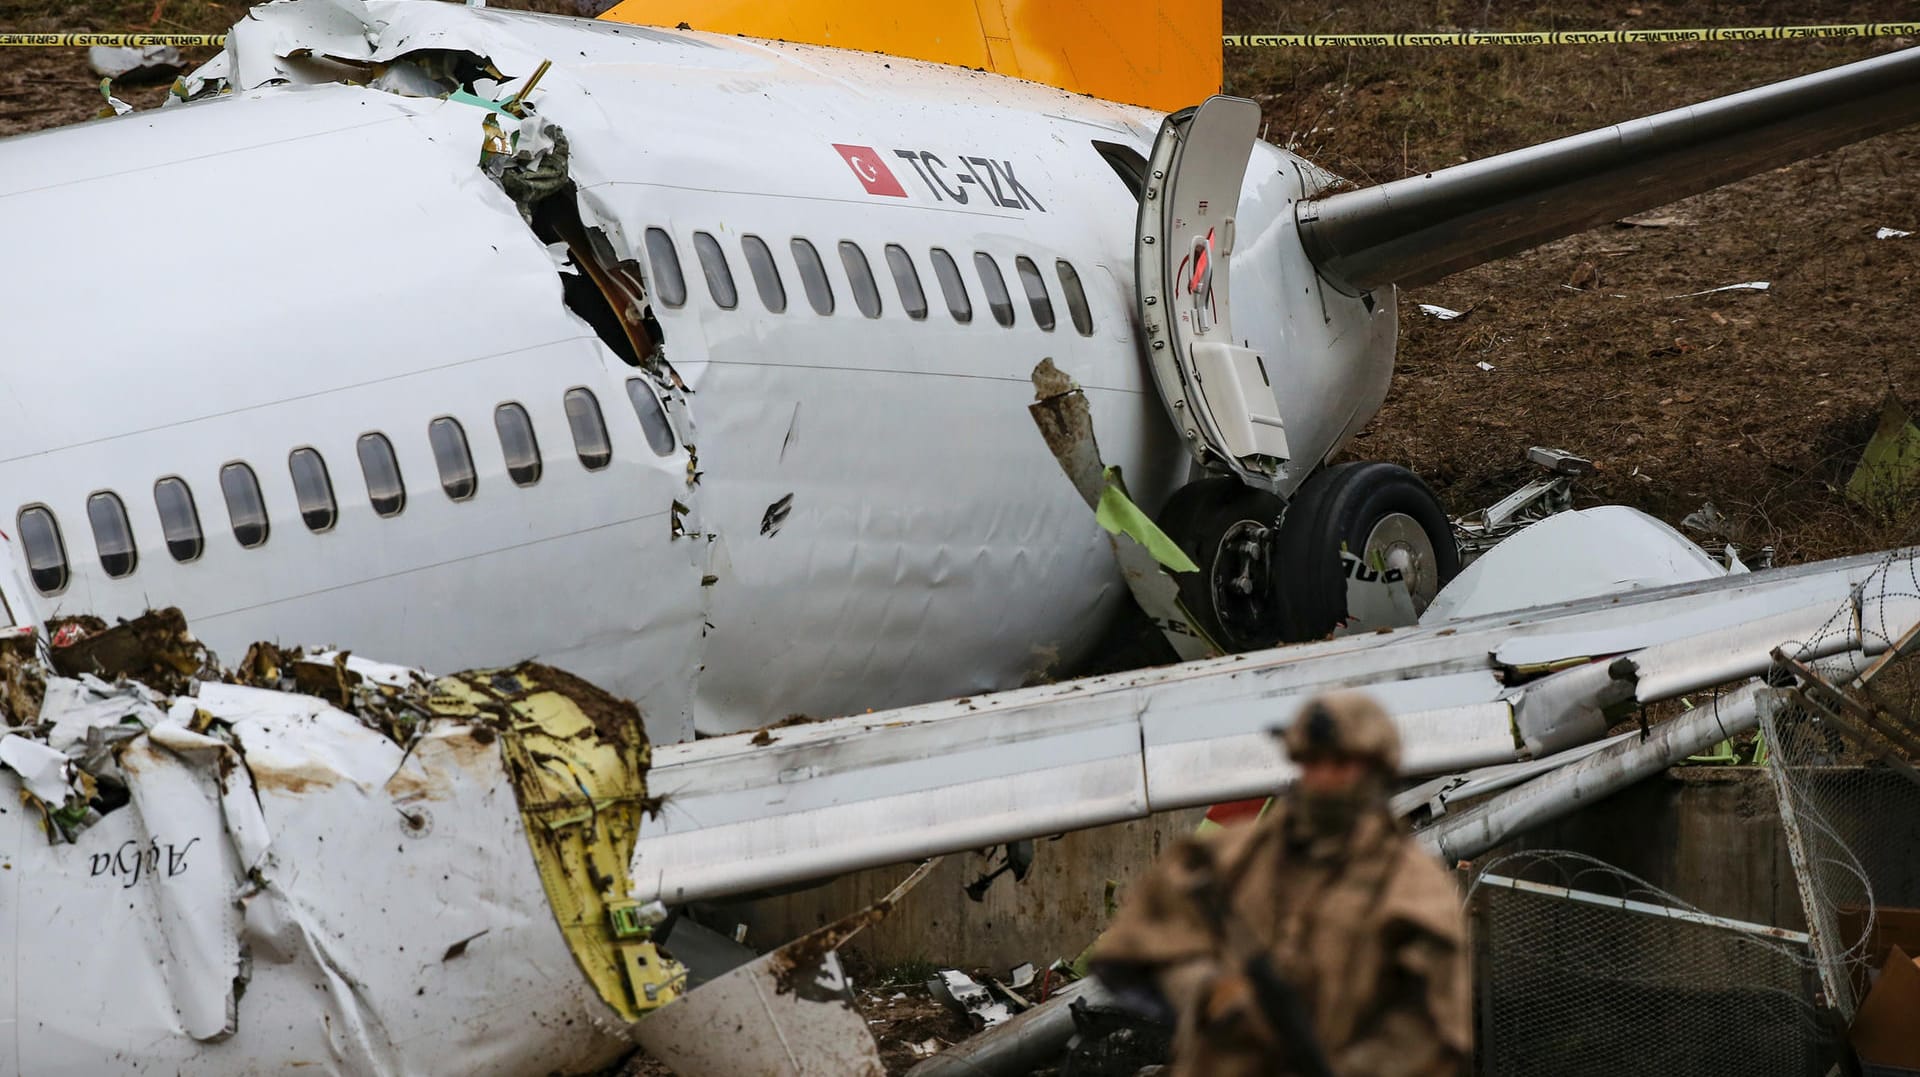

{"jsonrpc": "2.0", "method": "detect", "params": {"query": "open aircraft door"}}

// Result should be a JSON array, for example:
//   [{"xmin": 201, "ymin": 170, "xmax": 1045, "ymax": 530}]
[{"xmin": 1137, "ymin": 95, "xmax": 1290, "ymax": 492}]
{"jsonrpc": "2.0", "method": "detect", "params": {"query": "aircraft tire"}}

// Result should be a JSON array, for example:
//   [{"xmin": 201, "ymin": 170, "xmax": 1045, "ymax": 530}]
[
  {"xmin": 1273, "ymin": 461, "xmax": 1459, "ymax": 640},
  {"xmin": 1155, "ymin": 477, "xmax": 1289, "ymax": 653}
]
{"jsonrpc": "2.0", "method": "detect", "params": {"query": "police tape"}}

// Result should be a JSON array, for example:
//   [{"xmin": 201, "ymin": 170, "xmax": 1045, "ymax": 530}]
[
  {"xmin": 1225, "ymin": 23, "xmax": 1920, "ymax": 46},
  {"xmin": 4, "ymin": 24, "xmax": 1917, "ymax": 49},
  {"xmin": 0, "ymin": 33, "xmax": 226, "ymax": 46}
]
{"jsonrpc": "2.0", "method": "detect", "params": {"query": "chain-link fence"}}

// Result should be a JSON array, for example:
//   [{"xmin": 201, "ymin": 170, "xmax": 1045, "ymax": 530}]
[
  {"xmin": 1760, "ymin": 639, "xmax": 1920, "ymax": 1020},
  {"xmin": 1467, "ymin": 850, "xmax": 1831, "ymax": 1077}
]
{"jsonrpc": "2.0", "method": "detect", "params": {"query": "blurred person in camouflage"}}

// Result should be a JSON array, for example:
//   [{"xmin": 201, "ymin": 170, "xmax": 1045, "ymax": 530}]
[{"xmin": 1091, "ymin": 691, "xmax": 1470, "ymax": 1076}]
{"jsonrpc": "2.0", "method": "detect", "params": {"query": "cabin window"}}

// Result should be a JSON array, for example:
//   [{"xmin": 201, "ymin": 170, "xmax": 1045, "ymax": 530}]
[
  {"xmin": 564, "ymin": 387, "xmax": 612, "ymax": 471},
  {"xmin": 494, "ymin": 403, "xmax": 543, "ymax": 487},
  {"xmin": 644, "ymin": 227, "xmax": 688, "ymax": 309},
  {"xmin": 692, "ymin": 231, "xmax": 738, "ymax": 310},
  {"xmin": 839, "ymin": 241, "xmax": 883, "ymax": 319},
  {"xmin": 357, "ymin": 433, "xmax": 406, "ymax": 517},
  {"xmin": 17, "ymin": 505, "xmax": 68, "ymax": 594},
  {"xmin": 288, "ymin": 448, "xmax": 337, "ymax": 532},
  {"xmin": 220, "ymin": 462, "xmax": 270, "ymax": 549},
  {"xmin": 1057, "ymin": 260, "xmax": 1095, "ymax": 336},
  {"xmin": 929, "ymin": 247, "xmax": 971, "ymax": 323},
  {"xmin": 153, "ymin": 477, "xmax": 204, "ymax": 562},
  {"xmin": 1015, "ymin": 256, "xmax": 1056, "ymax": 331},
  {"xmin": 428, "ymin": 417, "xmax": 477, "ymax": 501},
  {"xmin": 742, "ymin": 234, "xmax": 786, "ymax": 313},
  {"xmin": 86, "ymin": 492, "xmax": 137, "ymax": 579},
  {"xmin": 885, "ymin": 244, "xmax": 927, "ymax": 320},
  {"xmin": 626, "ymin": 378, "xmax": 676, "ymax": 456},
  {"xmin": 974, "ymin": 252, "xmax": 1016, "ymax": 327},
  {"xmin": 790, "ymin": 238, "xmax": 835, "ymax": 315}
]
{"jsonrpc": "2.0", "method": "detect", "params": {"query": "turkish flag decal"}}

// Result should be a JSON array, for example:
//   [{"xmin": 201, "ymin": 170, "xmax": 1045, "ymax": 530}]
[{"xmin": 833, "ymin": 144, "xmax": 907, "ymax": 198}]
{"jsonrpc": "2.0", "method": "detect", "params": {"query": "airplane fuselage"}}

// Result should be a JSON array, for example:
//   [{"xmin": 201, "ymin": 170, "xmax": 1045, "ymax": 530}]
[{"xmin": 0, "ymin": 6, "xmax": 1394, "ymax": 740}]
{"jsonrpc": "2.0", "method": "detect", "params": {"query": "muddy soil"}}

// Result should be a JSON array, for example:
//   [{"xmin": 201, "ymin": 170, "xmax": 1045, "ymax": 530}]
[{"xmin": 1229, "ymin": 0, "xmax": 1920, "ymax": 561}]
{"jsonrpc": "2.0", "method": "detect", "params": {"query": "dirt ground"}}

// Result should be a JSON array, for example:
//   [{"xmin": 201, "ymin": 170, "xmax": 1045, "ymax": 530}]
[
  {"xmin": 1228, "ymin": 0, "xmax": 1920, "ymax": 561},
  {"xmin": 2, "ymin": 0, "xmax": 1916, "ymax": 1072}
]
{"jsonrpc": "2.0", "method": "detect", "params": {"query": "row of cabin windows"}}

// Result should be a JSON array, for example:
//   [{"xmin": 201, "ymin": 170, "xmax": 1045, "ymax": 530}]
[
  {"xmin": 15, "ymin": 380, "xmax": 677, "ymax": 595},
  {"xmin": 643, "ymin": 228, "xmax": 1098, "ymax": 337}
]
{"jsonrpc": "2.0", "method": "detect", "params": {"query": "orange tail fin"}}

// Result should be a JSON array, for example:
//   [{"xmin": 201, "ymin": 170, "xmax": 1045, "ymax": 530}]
[{"xmin": 597, "ymin": 0, "xmax": 1220, "ymax": 112}]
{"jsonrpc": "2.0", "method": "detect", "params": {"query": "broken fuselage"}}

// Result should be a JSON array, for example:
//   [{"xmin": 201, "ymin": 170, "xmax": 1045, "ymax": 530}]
[{"xmin": 0, "ymin": 4, "xmax": 1394, "ymax": 741}]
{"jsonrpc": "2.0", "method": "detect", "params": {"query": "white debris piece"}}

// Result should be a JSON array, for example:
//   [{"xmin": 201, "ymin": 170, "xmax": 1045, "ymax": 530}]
[
  {"xmin": 87, "ymin": 45, "xmax": 188, "ymax": 81},
  {"xmin": 0, "ymin": 733, "xmax": 78, "ymax": 806},
  {"xmin": 296, "ymin": 648, "xmax": 428, "ymax": 688},
  {"xmin": 1418, "ymin": 303, "xmax": 1466, "ymax": 320},
  {"xmin": 1668, "ymin": 281, "xmax": 1770, "ymax": 298},
  {"xmin": 928, "ymin": 970, "xmax": 1014, "ymax": 1029},
  {"xmin": 1876, "ymin": 226, "xmax": 1913, "ymax": 239},
  {"xmin": 2, "ymin": 678, "xmax": 630, "ymax": 1075},
  {"xmin": 1477, "ymin": 361, "xmax": 1495, "ymax": 371}
]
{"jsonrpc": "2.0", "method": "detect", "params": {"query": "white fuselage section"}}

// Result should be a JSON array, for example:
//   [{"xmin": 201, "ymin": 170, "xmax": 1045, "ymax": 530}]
[{"xmin": 0, "ymin": 6, "xmax": 1394, "ymax": 740}]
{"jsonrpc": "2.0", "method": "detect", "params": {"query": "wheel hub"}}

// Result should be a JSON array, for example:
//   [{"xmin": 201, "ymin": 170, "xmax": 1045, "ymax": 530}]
[
  {"xmin": 1210, "ymin": 520, "xmax": 1277, "ymax": 645},
  {"xmin": 1360, "ymin": 512, "xmax": 1441, "ymax": 616}
]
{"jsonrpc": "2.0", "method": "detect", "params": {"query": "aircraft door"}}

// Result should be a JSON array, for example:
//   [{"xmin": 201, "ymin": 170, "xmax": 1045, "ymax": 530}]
[{"xmin": 1137, "ymin": 95, "xmax": 1290, "ymax": 491}]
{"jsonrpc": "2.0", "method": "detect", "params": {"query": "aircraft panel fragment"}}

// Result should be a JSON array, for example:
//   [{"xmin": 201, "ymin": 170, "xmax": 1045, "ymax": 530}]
[{"xmin": 1, "ymin": 657, "xmax": 632, "ymax": 1074}]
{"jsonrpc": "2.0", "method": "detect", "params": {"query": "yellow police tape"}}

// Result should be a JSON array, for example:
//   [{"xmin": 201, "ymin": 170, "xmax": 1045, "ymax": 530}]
[
  {"xmin": 4, "ymin": 23, "xmax": 1917, "ymax": 49},
  {"xmin": 0, "ymin": 33, "xmax": 226, "ymax": 46},
  {"xmin": 1226, "ymin": 23, "xmax": 1920, "ymax": 46}
]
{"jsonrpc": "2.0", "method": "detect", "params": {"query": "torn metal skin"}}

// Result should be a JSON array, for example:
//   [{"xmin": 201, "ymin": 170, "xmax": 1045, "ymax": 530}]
[
  {"xmin": 634, "ymin": 859, "xmax": 939, "ymax": 1077},
  {"xmin": 0, "ymin": 618, "xmax": 685, "ymax": 1074},
  {"xmin": 427, "ymin": 663, "xmax": 687, "ymax": 1020},
  {"xmin": 0, "ymin": 624, "xmax": 44, "ymax": 725},
  {"xmin": 1029, "ymin": 359, "xmax": 1221, "ymax": 661},
  {"xmin": 47, "ymin": 607, "xmax": 210, "ymax": 696}
]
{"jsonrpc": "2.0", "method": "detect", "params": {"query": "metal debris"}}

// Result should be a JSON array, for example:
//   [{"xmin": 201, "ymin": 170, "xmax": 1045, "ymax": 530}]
[
  {"xmin": 634, "ymin": 859, "xmax": 938, "ymax": 1076},
  {"xmin": 87, "ymin": 44, "xmax": 188, "ymax": 81},
  {"xmin": 928, "ymin": 970, "xmax": 1014, "ymax": 1030},
  {"xmin": 0, "ymin": 609, "xmax": 650, "ymax": 1072},
  {"xmin": 1028, "ymin": 358, "xmax": 1220, "ymax": 661},
  {"xmin": 47, "ymin": 607, "xmax": 209, "ymax": 695},
  {"xmin": 1667, "ymin": 280, "xmax": 1770, "ymax": 299}
]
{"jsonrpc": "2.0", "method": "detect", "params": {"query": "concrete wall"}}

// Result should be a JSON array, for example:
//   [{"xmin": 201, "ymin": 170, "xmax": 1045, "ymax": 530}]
[
  {"xmin": 1486, "ymin": 765, "xmax": 1806, "ymax": 930},
  {"xmin": 721, "ymin": 809, "xmax": 1206, "ymax": 975},
  {"xmin": 725, "ymin": 765, "xmax": 1827, "ymax": 973}
]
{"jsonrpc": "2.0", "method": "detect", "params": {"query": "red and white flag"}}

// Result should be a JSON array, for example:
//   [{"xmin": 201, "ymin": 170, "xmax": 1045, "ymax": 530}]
[{"xmin": 832, "ymin": 144, "xmax": 907, "ymax": 198}]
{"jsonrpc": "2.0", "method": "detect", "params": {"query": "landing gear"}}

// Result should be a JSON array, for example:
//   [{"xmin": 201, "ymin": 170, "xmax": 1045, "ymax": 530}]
[
  {"xmin": 1273, "ymin": 461, "xmax": 1459, "ymax": 640},
  {"xmin": 1156, "ymin": 463, "xmax": 1459, "ymax": 652},
  {"xmin": 1156, "ymin": 478, "xmax": 1288, "ymax": 652}
]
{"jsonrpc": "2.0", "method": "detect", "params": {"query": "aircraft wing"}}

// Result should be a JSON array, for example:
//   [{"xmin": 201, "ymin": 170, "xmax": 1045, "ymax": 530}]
[
  {"xmin": 1299, "ymin": 44, "xmax": 1920, "ymax": 292},
  {"xmin": 632, "ymin": 542, "xmax": 1919, "ymax": 903},
  {"xmin": 2, "ymin": 541, "xmax": 1912, "ymax": 1074}
]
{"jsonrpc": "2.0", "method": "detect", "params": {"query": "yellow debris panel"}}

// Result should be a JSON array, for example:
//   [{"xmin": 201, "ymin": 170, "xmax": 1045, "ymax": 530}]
[
  {"xmin": 431, "ymin": 664, "xmax": 683, "ymax": 1020},
  {"xmin": 597, "ymin": 0, "xmax": 1221, "ymax": 112},
  {"xmin": 1846, "ymin": 395, "xmax": 1920, "ymax": 513}
]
